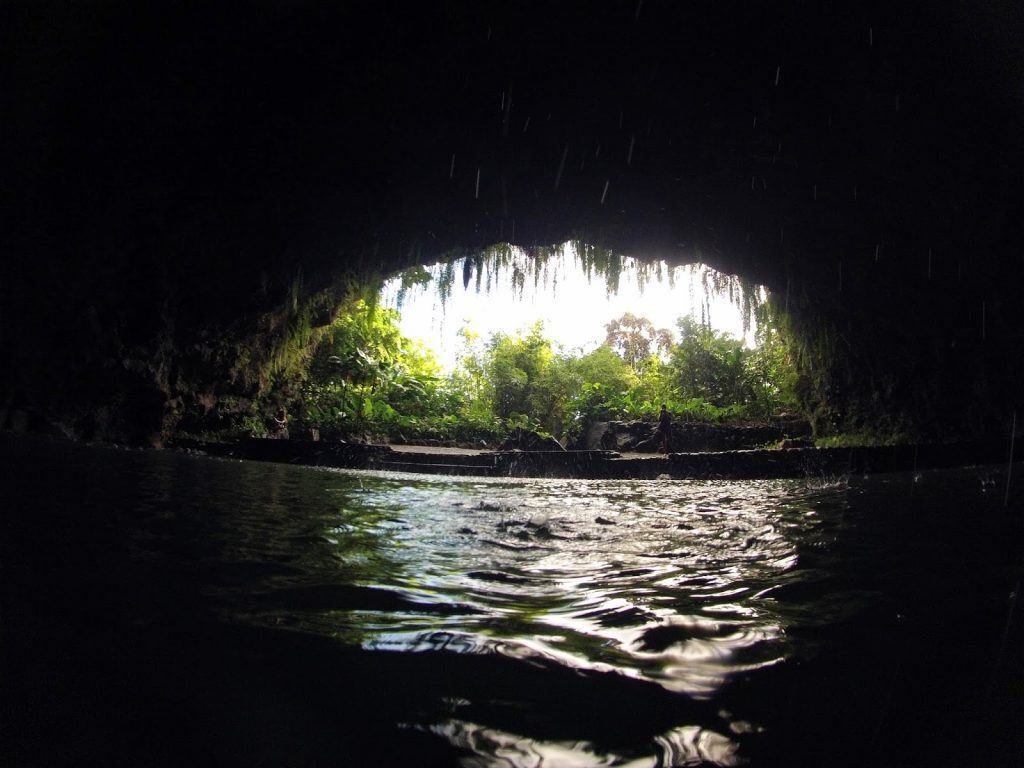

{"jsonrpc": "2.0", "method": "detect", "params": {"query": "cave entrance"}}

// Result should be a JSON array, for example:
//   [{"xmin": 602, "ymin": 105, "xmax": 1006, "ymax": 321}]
[
  {"xmin": 381, "ymin": 242, "xmax": 765, "ymax": 371},
  {"xmin": 292, "ymin": 241, "xmax": 800, "ymax": 448}
]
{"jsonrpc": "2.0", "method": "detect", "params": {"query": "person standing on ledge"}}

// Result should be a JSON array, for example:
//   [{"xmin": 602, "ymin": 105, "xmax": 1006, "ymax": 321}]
[
  {"xmin": 272, "ymin": 407, "xmax": 290, "ymax": 440},
  {"xmin": 656, "ymin": 404, "xmax": 672, "ymax": 454}
]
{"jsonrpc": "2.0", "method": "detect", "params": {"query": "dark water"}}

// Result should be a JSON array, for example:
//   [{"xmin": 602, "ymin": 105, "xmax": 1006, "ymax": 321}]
[{"xmin": 2, "ymin": 435, "xmax": 1022, "ymax": 767}]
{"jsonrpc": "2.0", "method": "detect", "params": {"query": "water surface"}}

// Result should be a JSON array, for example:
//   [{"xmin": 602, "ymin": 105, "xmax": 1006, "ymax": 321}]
[{"xmin": 3, "ymin": 435, "xmax": 1022, "ymax": 766}]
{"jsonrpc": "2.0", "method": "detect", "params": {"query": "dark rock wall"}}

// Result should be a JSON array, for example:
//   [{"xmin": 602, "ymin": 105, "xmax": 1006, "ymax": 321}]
[{"xmin": 5, "ymin": 1, "xmax": 1023, "ymax": 442}]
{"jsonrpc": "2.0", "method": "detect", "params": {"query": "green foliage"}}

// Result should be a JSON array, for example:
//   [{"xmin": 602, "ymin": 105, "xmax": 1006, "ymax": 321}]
[
  {"xmin": 663, "ymin": 312, "xmax": 802, "ymax": 420},
  {"xmin": 485, "ymin": 322, "xmax": 554, "ymax": 419},
  {"xmin": 567, "ymin": 345, "xmax": 639, "ymax": 420},
  {"xmin": 814, "ymin": 431, "xmax": 915, "ymax": 448},
  {"xmin": 293, "ymin": 301, "xmax": 801, "ymax": 447},
  {"xmin": 744, "ymin": 303, "xmax": 800, "ymax": 416},
  {"xmin": 670, "ymin": 316, "xmax": 750, "ymax": 407},
  {"xmin": 562, "ymin": 346, "xmax": 653, "ymax": 439},
  {"xmin": 301, "ymin": 298, "xmax": 464, "ymax": 438},
  {"xmin": 270, "ymin": 248, "xmax": 803, "ymax": 447},
  {"xmin": 240, "ymin": 414, "xmax": 269, "ymax": 438},
  {"xmin": 672, "ymin": 397, "xmax": 748, "ymax": 422},
  {"xmin": 603, "ymin": 313, "xmax": 674, "ymax": 373}
]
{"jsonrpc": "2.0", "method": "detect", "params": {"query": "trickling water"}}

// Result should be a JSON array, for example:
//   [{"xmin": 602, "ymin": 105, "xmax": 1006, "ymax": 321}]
[{"xmin": 3, "ymin": 435, "xmax": 1022, "ymax": 767}]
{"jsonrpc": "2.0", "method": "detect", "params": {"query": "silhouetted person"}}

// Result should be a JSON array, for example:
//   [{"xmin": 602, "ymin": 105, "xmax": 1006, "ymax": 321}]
[
  {"xmin": 656, "ymin": 404, "xmax": 671, "ymax": 453},
  {"xmin": 273, "ymin": 408, "xmax": 289, "ymax": 439}
]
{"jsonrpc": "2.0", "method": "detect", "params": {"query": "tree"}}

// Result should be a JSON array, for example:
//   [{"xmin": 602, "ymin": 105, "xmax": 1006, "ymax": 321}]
[
  {"xmin": 604, "ymin": 313, "xmax": 674, "ymax": 372},
  {"xmin": 563, "ymin": 345, "xmax": 637, "ymax": 422},
  {"xmin": 743, "ymin": 304, "xmax": 799, "ymax": 416},
  {"xmin": 447, "ymin": 324, "xmax": 493, "ymax": 424},
  {"xmin": 485, "ymin": 322, "xmax": 554, "ymax": 421},
  {"xmin": 298, "ymin": 295, "xmax": 802, "ymax": 445},
  {"xmin": 670, "ymin": 316, "xmax": 750, "ymax": 407}
]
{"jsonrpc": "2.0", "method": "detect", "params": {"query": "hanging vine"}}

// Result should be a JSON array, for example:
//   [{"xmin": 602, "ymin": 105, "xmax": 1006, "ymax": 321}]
[{"xmin": 384, "ymin": 241, "xmax": 764, "ymax": 337}]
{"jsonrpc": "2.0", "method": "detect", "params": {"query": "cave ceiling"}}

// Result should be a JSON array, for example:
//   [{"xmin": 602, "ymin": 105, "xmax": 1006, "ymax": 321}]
[{"xmin": 5, "ymin": 0, "xmax": 1024, "ymax": 439}]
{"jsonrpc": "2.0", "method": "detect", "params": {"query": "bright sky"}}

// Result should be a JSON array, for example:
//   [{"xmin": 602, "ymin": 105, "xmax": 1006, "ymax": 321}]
[{"xmin": 381, "ymin": 246, "xmax": 759, "ymax": 370}]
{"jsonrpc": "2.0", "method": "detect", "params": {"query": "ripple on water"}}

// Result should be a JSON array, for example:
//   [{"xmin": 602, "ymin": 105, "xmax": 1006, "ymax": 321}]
[
  {"xmin": 7, "ymin": 434, "xmax": 1023, "ymax": 768},
  {"xmin": 140, "ymin": 464, "xmax": 955, "ymax": 764},
  {"xmin": 411, "ymin": 719, "xmax": 743, "ymax": 768},
  {"xmin": 237, "ymin": 474, "xmax": 819, "ymax": 718}
]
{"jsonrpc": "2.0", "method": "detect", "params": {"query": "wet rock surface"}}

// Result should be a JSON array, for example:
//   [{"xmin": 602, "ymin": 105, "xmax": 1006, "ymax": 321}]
[
  {"xmin": 579, "ymin": 419, "xmax": 813, "ymax": 453},
  {"xmin": 497, "ymin": 428, "xmax": 567, "ymax": 452},
  {"xmin": 216, "ymin": 434, "xmax": 1017, "ymax": 481}
]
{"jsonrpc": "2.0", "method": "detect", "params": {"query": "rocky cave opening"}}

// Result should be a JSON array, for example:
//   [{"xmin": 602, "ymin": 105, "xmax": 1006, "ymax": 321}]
[
  {"xmin": 4, "ymin": 6, "xmax": 1024, "ymax": 766},
  {"xmin": 4, "ymin": 1, "xmax": 1023, "ymax": 448}
]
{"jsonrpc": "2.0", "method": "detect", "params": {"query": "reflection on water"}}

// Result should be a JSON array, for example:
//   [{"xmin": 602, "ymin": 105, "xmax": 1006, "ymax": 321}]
[
  {"xmin": 422, "ymin": 719, "xmax": 742, "ymax": 768},
  {"xmin": 280, "ymin": 475, "xmax": 809, "ymax": 703},
  {"xmin": 2, "ymin": 435, "xmax": 1022, "ymax": 767}
]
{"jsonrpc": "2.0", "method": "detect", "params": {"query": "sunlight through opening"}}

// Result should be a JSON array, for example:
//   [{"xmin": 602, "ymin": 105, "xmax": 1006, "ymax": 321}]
[{"xmin": 382, "ymin": 242, "xmax": 766, "ymax": 372}]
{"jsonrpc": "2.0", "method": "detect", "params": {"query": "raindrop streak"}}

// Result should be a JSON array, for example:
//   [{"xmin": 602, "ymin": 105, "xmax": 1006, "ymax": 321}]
[
  {"xmin": 982, "ymin": 300, "xmax": 986, "ymax": 340},
  {"xmin": 775, "ymin": 66, "xmax": 781, "ymax": 86},
  {"xmin": 450, "ymin": 154, "xmax": 456, "ymax": 179},
  {"xmin": 522, "ymin": 116, "xmax": 531, "ymax": 133},
  {"xmin": 554, "ymin": 144, "xmax": 569, "ymax": 190},
  {"xmin": 927, "ymin": 249, "xmax": 932, "ymax": 279},
  {"xmin": 627, "ymin": 135, "xmax": 636, "ymax": 165},
  {"xmin": 812, "ymin": 184, "xmax": 817, "ymax": 201},
  {"xmin": 869, "ymin": 26, "xmax": 874, "ymax": 47},
  {"xmin": 838, "ymin": 260, "xmax": 843, "ymax": 292},
  {"xmin": 502, "ymin": 85, "xmax": 513, "ymax": 137},
  {"xmin": 635, "ymin": 0, "xmax": 643, "ymax": 21},
  {"xmin": 875, "ymin": 244, "xmax": 880, "ymax": 262},
  {"xmin": 1006, "ymin": 411, "xmax": 1017, "ymax": 507},
  {"xmin": 1007, "ymin": 411, "xmax": 1015, "ymax": 507},
  {"xmin": 475, "ymin": 168, "xmax": 480, "ymax": 199},
  {"xmin": 601, "ymin": 179, "xmax": 610, "ymax": 204}
]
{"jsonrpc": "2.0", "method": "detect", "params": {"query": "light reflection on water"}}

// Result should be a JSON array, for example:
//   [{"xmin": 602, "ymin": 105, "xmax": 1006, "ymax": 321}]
[
  {"xmin": 5, "ymin": 436, "xmax": 1022, "ymax": 768},
  {"xmin": 214, "ymin": 470, "xmax": 851, "ymax": 763},
  {"xmin": 349, "ymin": 477, "xmax": 801, "ymax": 697},
  {"xmin": 418, "ymin": 718, "xmax": 743, "ymax": 768}
]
